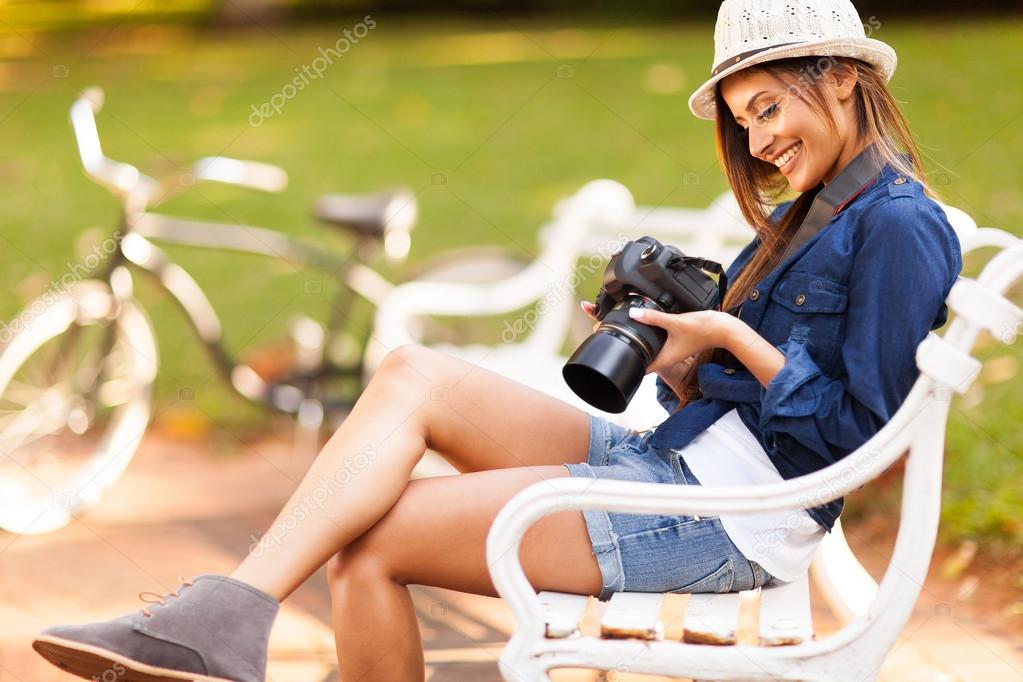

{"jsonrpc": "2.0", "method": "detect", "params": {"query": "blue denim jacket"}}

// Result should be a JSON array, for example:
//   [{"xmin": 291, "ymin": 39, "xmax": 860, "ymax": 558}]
[{"xmin": 649, "ymin": 146, "xmax": 963, "ymax": 532}]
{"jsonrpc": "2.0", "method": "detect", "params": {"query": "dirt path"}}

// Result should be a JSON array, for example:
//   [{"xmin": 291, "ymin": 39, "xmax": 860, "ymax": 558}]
[{"xmin": 1, "ymin": 432, "xmax": 1020, "ymax": 681}]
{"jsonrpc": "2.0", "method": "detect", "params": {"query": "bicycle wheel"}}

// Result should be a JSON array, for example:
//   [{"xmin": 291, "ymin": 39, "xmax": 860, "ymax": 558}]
[{"xmin": 0, "ymin": 280, "xmax": 157, "ymax": 535}]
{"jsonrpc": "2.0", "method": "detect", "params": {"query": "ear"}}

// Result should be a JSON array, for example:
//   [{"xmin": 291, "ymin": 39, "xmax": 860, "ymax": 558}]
[{"xmin": 831, "ymin": 63, "xmax": 859, "ymax": 102}]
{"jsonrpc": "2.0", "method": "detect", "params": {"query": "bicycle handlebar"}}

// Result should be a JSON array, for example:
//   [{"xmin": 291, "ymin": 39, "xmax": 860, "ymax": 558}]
[
  {"xmin": 192, "ymin": 156, "xmax": 288, "ymax": 194},
  {"xmin": 70, "ymin": 87, "xmax": 157, "ymax": 198},
  {"xmin": 70, "ymin": 87, "xmax": 289, "ymax": 205}
]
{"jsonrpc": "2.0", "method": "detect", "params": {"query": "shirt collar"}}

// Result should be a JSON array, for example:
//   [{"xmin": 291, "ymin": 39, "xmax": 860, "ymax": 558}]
[
  {"xmin": 729, "ymin": 143, "xmax": 908, "ymax": 314},
  {"xmin": 777, "ymin": 142, "xmax": 904, "ymax": 264}
]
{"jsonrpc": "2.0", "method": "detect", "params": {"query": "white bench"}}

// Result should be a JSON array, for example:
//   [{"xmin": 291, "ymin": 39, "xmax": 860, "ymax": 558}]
[
  {"xmin": 484, "ymin": 222, "xmax": 1022, "ymax": 681},
  {"xmin": 368, "ymin": 180, "xmax": 1019, "ymax": 678},
  {"xmin": 367, "ymin": 181, "xmax": 759, "ymax": 439}
]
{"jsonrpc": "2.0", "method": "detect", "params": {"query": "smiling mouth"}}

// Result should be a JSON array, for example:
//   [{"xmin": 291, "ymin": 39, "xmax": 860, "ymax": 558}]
[{"xmin": 773, "ymin": 142, "xmax": 803, "ymax": 172}]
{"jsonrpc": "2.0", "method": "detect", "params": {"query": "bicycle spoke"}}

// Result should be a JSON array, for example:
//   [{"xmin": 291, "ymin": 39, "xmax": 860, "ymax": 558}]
[
  {"xmin": 0, "ymin": 379, "xmax": 50, "ymax": 409},
  {"xmin": 96, "ymin": 376, "xmax": 135, "ymax": 408},
  {"xmin": 0, "ymin": 393, "xmax": 71, "ymax": 453}
]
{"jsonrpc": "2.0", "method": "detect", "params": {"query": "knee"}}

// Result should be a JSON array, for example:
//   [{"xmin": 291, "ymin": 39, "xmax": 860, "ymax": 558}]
[
  {"xmin": 376, "ymin": 344, "xmax": 459, "ymax": 400},
  {"xmin": 326, "ymin": 551, "xmax": 351, "ymax": 590},
  {"xmin": 377, "ymin": 344, "xmax": 433, "ymax": 382},
  {"xmin": 326, "ymin": 539, "xmax": 394, "ymax": 590}
]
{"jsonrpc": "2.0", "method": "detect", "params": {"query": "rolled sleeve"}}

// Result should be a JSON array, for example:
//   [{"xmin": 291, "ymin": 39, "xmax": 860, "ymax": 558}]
[
  {"xmin": 758, "ymin": 337, "xmax": 886, "ymax": 459},
  {"xmin": 757, "ymin": 196, "xmax": 962, "ymax": 466},
  {"xmin": 761, "ymin": 340, "xmax": 824, "ymax": 419}
]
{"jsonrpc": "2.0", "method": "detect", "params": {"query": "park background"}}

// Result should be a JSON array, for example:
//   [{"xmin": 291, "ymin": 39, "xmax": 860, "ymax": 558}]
[{"xmin": 0, "ymin": 1, "xmax": 1021, "ymax": 678}]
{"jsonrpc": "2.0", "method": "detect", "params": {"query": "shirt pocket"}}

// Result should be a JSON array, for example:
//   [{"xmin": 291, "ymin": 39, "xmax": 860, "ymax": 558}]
[{"xmin": 768, "ymin": 271, "xmax": 849, "ymax": 372}]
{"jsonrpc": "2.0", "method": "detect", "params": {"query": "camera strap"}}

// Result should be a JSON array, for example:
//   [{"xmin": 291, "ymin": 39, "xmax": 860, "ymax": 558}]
[
  {"xmin": 775, "ymin": 142, "xmax": 888, "ymax": 266},
  {"xmin": 675, "ymin": 256, "xmax": 728, "ymax": 311}
]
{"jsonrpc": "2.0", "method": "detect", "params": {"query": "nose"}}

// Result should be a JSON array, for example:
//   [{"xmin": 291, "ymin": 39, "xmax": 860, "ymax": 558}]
[{"xmin": 749, "ymin": 124, "xmax": 774, "ymax": 161}]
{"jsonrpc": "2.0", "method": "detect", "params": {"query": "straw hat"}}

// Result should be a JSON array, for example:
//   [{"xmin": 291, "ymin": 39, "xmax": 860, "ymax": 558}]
[{"xmin": 688, "ymin": 0, "xmax": 897, "ymax": 120}]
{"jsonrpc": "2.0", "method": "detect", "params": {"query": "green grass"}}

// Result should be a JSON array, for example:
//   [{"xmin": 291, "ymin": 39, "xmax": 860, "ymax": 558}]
[{"xmin": 1, "ymin": 15, "xmax": 1021, "ymax": 548}]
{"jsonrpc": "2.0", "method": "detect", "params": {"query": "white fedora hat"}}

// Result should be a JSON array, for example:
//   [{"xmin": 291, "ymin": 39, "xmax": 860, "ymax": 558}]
[{"xmin": 688, "ymin": 0, "xmax": 897, "ymax": 121}]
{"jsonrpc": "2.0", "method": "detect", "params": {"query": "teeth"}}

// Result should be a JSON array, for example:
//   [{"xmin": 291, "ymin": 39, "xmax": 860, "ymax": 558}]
[{"xmin": 774, "ymin": 142, "xmax": 802, "ymax": 168}]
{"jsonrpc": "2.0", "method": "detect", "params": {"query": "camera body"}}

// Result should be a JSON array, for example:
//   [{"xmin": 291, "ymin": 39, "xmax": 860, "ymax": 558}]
[{"xmin": 562, "ymin": 236, "xmax": 727, "ymax": 413}]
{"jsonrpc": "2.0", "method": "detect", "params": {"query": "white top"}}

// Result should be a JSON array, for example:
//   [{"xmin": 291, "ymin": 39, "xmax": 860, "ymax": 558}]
[{"xmin": 676, "ymin": 408, "xmax": 826, "ymax": 583}]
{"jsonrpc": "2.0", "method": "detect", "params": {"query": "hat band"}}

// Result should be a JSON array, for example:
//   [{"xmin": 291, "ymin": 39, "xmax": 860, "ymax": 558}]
[{"xmin": 712, "ymin": 41, "xmax": 804, "ymax": 76}]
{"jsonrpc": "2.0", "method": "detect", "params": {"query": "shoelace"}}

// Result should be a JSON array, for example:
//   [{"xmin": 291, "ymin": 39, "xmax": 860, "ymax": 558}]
[{"xmin": 138, "ymin": 575, "xmax": 195, "ymax": 618}]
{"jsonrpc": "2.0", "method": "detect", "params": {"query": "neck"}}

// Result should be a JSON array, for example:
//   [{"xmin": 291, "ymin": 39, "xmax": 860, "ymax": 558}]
[{"xmin": 822, "ymin": 137, "xmax": 873, "ymax": 187}]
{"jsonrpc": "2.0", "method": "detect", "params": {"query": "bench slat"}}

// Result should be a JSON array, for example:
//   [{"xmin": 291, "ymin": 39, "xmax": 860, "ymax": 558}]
[
  {"xmin": 600, "ymin": 592, "xmax": 664, "ymax": 641},
  {"xmin": 759, "ymin": 573, "xmax": 814, "ymax": 646},
  {"xmin": 683, "ymin": 592, "xmax": 741, "ymax": 645},
  {"xmin": 538, "ymin": 591, "xmax": 590, "ymax": 639}
]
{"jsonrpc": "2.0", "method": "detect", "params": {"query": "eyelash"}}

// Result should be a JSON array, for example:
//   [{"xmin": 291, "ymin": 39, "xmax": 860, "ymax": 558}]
[
  {"xmin": 738, "ymin": 102, "xmax": 780, "ymax": 133},
  {"xmin": 757, "ymin": 102, "xmax": 780, "ymax": 122}
]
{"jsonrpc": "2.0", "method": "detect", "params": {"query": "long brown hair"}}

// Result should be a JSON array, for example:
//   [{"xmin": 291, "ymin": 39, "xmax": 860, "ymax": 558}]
[{"xmin": 669, "ymin": 55, "xmax": 937, "ymax": 414}]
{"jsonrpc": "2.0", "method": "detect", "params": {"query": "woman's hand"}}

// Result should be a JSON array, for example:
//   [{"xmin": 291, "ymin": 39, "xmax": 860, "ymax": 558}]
[
  {"xmin": 580, "ymin": 300, "xmax": 602, "ymax": 333},
  {"xmin": 627, "ymin": 308, "xmax": 734, "ymax": 375},
  {"xmin": 578, "ymin": 301, "xmax": 733, "ymax": 376},
  {"xmin": 579, "ymin": 300, "xmax": 783, "ymax": 391}
]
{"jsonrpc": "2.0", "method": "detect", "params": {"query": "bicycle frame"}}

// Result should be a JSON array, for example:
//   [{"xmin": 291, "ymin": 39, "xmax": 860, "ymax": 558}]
[
  {"xmin": 118, "ymin": 213, "xmax": 394, "ymax": 417},
  {"xmin": 68, "ymin": 87, "xmax": 401, "ymax": 421},
  {"xmin": 0, "ymin": 86, "xmax": 443, "ymax": 535}
]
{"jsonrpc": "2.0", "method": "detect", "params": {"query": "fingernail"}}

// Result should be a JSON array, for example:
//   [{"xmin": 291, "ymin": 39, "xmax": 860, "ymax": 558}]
[
  {"xmin": 580, "ymin": 301, "xmax": 589, "ymax": 311},
  {"xmin": 628, "ymin": 308, "xmax": 643, "ymax": 319}
]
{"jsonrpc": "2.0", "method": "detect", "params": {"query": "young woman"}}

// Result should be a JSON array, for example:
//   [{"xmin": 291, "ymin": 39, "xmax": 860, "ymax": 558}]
[{"xmin": 33, "ymin": 1, "xmax": 962, "ymax": 680}]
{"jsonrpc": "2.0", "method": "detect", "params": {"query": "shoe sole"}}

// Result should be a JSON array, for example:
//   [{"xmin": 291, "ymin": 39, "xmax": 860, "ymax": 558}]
[{"xmin": 32, "ymin": 635, "xmax": 234, "ymax": 682}]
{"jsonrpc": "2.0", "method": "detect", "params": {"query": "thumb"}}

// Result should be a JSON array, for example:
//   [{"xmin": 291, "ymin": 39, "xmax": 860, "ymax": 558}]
[{"xmin": 579, "ymin": 300, "xmax": 598, "ymax": 320}]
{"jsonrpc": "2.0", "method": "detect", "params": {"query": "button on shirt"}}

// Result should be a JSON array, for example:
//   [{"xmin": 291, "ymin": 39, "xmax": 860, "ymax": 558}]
[{"xmin": 649, "ymin": 143, "xmax": 963, "ymax": 533}]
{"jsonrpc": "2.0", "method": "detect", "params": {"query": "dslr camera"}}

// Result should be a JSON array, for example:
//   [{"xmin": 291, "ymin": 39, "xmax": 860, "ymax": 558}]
[{"xmin": 562, "ymin": 236, "xmax": 727, "ymax": 413}]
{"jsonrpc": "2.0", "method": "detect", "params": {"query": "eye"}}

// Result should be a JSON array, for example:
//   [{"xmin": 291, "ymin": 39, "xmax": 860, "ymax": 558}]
[{"xmin": 755, "ymin": 102, "xmax": 779, "ymax": 123}]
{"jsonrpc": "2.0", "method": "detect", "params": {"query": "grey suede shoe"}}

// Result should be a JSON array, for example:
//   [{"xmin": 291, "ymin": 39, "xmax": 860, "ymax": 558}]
[{"xmin": 32, "ymin": 574, "xmax": 279, "ymax": 682}]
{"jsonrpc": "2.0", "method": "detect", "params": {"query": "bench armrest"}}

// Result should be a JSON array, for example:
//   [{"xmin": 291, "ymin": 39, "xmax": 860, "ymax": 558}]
[
  {"xmin": 371, "ymin": 179, "xmax": 636, "ymax": 360},
  {"xmin": 487, "ymin": 380, "xmax": 935, "ymax": 622}
]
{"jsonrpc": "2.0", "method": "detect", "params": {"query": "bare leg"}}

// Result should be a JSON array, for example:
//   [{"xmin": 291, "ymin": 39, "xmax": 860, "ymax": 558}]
[
  {"xmin": 326, "ymin": 465, "xmax": 602, "ymax": 681},
  {"xmin": 230, "ymin": 344, "xmax": 594, "ymax": 601}
]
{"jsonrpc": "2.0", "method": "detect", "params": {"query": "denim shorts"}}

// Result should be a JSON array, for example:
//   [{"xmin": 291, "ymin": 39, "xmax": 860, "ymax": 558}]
[{"xmin": 563, "ymin": 413, "xmax": 775, "ymax": 601}]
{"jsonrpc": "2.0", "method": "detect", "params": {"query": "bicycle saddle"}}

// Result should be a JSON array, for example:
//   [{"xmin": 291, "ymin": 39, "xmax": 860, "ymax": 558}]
[{"xmin": 314, "ymin": 187, "xmax": 418, "ymax": 240}]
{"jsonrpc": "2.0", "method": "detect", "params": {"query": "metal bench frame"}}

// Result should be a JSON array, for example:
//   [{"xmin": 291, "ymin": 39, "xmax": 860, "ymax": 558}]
[{"xmin": 368, "ymin": 180, "xmax": 1021, "ymax": 681}]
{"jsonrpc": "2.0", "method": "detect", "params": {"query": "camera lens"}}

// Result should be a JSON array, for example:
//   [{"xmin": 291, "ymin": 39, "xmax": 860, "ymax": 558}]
[{"xmin": 562, "ymin": 295, "xmax": 666, "ymax": 413}]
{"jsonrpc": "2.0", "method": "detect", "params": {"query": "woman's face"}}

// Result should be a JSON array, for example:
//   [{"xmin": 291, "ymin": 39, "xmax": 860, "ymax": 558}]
[{"xmin": 720, "ymin": 66, "xmax": 863, "ymax": 192}]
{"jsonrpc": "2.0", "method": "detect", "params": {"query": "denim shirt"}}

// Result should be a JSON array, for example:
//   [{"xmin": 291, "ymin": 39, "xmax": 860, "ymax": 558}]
[{"xmin": 649, "ymin": 145, "xmax": 963, "ymax": 533}]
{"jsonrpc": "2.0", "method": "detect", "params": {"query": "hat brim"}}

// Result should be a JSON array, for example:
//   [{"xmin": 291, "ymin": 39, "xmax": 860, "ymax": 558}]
[{"xmin": 687, "ymin": 37, "xmax": 898, "ymax": 121}]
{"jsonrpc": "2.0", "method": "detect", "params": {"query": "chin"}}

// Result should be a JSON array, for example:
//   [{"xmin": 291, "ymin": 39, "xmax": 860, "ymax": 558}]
[
  {"xmin": 787, "ymin": 176, "xmax": 815, "ymax": 193},
  {"xmin": 790, "ymin": 165, "xmax": 826, "ymax": 192}
]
